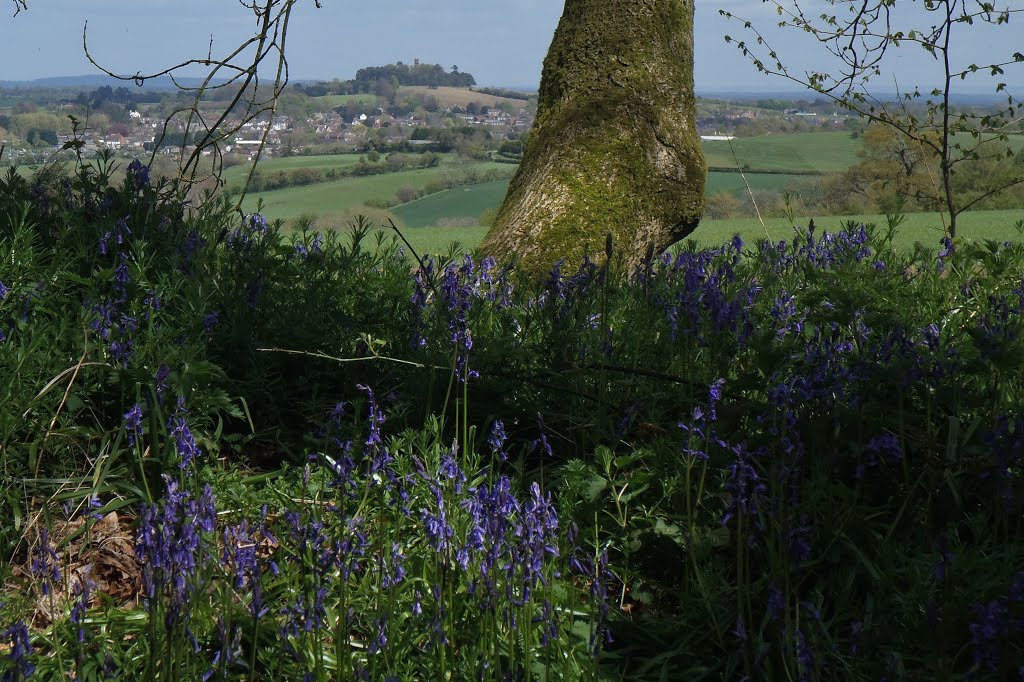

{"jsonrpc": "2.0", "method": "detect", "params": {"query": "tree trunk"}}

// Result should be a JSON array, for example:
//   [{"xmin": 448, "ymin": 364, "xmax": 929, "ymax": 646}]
[{"xmin": 480, "ymin": 0, "xmax": 706, "ymax": 277}]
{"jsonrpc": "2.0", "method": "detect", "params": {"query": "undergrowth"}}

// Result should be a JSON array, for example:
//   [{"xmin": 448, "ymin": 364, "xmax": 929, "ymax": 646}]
[{"xmin": 0, "ymin": 157, "xmax": 1022, "ymax": 680}]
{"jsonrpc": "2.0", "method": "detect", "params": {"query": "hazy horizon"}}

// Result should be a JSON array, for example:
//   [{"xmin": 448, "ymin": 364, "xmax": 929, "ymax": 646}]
[{"xmin": 2, "ymin": 2, "xmax": 1023, "ymax": 97}]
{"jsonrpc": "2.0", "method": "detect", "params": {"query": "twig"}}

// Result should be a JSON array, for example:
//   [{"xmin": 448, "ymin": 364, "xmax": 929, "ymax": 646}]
[{"xmin": 727, "ymin": 135, "xmax": 772, "ymax": 240}]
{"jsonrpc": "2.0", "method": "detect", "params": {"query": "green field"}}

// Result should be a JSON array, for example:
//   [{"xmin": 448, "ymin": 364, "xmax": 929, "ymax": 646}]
[
  {"xmin": 391, "ymin": 172, "xmax": 808, "ymax": 228},
  {"xmin": 701, "ymin": 132, "xmax": 862, "ymax": 172},
  {"xmin": 391, "ymin": 179, "xmax": 510, "ymax": 227},
  {"xmin": 311, "ymin": 94, "xmax": 379, "ymax": 108},
  {"xmin": 222, "ymin": 154, "xmax": 364, "ymax": 185},
  {"xmin": 372, "ymin": 208, "xmax": 1024, "ymax": 258},
  {"xmin": 241, "ymin": 161, "xmax": 514, "ymax": 221}
]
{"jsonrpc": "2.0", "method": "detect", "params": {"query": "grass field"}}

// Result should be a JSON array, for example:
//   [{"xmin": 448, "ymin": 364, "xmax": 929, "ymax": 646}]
[
  {"xmin": 702, "ymin": 132, "xmax": 862, "ymax": 172},
  {"xmin": 391, "ymin": 179, "xmax": 509, "ymax": 227},
  {"xmin": 242, "ymin": 160, "xmax": 514, "ymax": 221},
  {"xmin": 397, "ymin": 86, "xmax": 529, "ymax": 109},
  {"xmin": 370, "ymin": 208, "xmax": 1024, "ymax": 258},
  {"xmin": 390, "ymin": 172, "xmax": 809, "ymax": 228},
  {"xmin": 221, "ymin": 154, "xmax": 365, "ymax": 185},
  {"xmin": 311, "ymin": 94, "xmax": 379, "ymax": 108}
]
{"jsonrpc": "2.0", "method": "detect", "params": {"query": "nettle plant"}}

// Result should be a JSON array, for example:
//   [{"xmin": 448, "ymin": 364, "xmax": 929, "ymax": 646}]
[{"xmin": 722, "ymin": 0, "xmax": 1024, "ymax": 239}]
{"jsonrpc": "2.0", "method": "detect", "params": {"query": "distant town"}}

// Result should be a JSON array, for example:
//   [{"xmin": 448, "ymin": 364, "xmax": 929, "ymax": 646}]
[{"xmin": 0, "ymin": 60, "xmax": 857, "ymax": 171}]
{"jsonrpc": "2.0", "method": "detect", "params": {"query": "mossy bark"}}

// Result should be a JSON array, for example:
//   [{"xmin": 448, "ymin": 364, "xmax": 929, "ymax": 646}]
[{"xmin": 480, "ymin": 0, "xmax": 706, "ymax": 277}]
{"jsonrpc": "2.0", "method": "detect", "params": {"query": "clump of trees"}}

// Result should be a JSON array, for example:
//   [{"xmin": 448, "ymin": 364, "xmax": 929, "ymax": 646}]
[{"xmin": 296, "ymin": 62, "xmax": 476, "ymax": 99}]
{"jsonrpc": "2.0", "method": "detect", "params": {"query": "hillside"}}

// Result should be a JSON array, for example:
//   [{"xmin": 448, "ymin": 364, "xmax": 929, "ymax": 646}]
[{"xmin": 397, "ymin": 86, "xmax": 530, "ymax": 110}]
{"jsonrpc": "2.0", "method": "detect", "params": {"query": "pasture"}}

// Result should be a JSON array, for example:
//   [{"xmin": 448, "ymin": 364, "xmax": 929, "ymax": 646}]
[
  {"xmin": 220, "ymin": 153, "xmax": 365, "ymax": 185},
  {"xmin": 390, "ymin": 172, "xmax": 810, "ymax": 229},
  {"xmin": 241, "ymin": 160, "xmax": 513, "ymax": 220},
  {"xmin": 701, "ymin": 132, "xmax": 861, "ymax": 172},
  {"xmin": 370, "ymin": 208, "xmax": 1024, "ymax": 258},
  {"xmin": 310, "ymin": 93, "xmax": 379, "ymax": 108},
  {"xmin": 397, "ymin": 85, "xmax": 530, "ymax": 109}
]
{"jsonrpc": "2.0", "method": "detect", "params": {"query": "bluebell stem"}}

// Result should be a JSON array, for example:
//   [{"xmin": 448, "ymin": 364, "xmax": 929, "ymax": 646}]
[
  {"xmin": 70, "ymin": 570, "xmax": 95, "ymax": 643},
  {"xmin": 767, "ymin": 585, "xmax": 785, "ymax": 625},
  {"xmin": 488, "ymin": 419, "xmax": 507, "ymax": 462},
  {"xmin": 379, "ymin": 542, "xmax": 407, "ymax": 588},
  {"xmin": 167, "ymin": 397, "xmax": 202, "ymax": 469},
  {"xmin": 123, "ymin": 403, "xmax": 143, "ymax": 447},
  {"xmin": 226, "ymin": 213, "xmax": 268, "ymax": 253},
  {"xmin": 516, "ymin": 482, "xmax": 560, "ymax": 600},
  {"xmin": 587, "ymin": 548, "xmax": 613, "ymax": 656},
  {"xmin": 531, "ymin": 413, "xmax": 553, "ymax": 457},
  {"xmin": 422, "ymin": 481, "xmax": 454, "ymax": 553},
  {"xmin": 438, "ymin": 440, "xmax": 466, "ymax": 493},
  {"xmin": 722, "ymin": 442, "xmax": 767, "ymax": 546},
  {"xmin": 357, "ymin": 384, "xmax": 393, "ymax": 480},
  {"xmin": 31, "ymin": 529, "xmax": 61, "ymax": 596},
  {"xmin": 368, "ymin": 617, "xmax": 388, "ymax": 654},
  {"xmin": 409, "ymin": 255, "xmax": 434, "ymax": 350},
  {"xmin": 153, "ymin": 364, "xmax": 171, "ymax": 407},
  {"xmin": 177, "ymin": 230, "xmax": 204, "ymax": 275}
]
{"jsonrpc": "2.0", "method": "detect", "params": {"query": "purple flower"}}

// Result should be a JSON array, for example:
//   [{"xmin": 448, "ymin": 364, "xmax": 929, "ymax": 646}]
[
  {"xmin": 357, "ymin": 384, "xmax": 392, "ymax": 478},
  {"xmin": 969, "ymin": 599, "xmax": 1011, "ymax": 673},
  {"xmin": 2, "ymin": 621, "xmax": 35, "ymax": 679},
  {"xmin": 135, "ymin": 477, "xmax": 217, "ymax": 627},
  {"xmin": 124, "ymin": 403, "xmax": 144, "ymax": 447},
  {"xmin": 202, "ymin": 311, "xmax": 219, "ymax": 332},
  {"xmin": 0, "ymin": 281, "xmax": 9, "ymax": 302},
  {"xmin": 167, "ymin": 397, "xmax": 202, "ymax": 469},
  {"xmin": 31, "ymin": 528, "xmax": 61, "ymax": 595},
  {"xmin": 70, "ymin": 570, "xmax": 95, "ymax": 643},
  {"xmin": 126, "ymin": 159, "xmax": 151, "ymax": 191},
  {"xmin": 154, "ymin": 364, "xmax": 171, "ymax": 406},
  {"xmin": 488, "ymin": 419, "xmax": 508, "ymax": 461},
  {"xmin": 368, "ymin": 617, "xmax": 388, "ymax": 654}
]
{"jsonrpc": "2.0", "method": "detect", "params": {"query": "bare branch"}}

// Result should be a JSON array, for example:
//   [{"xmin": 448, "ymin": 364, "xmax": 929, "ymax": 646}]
[{"xmin": 75, "ymin": 0, "xmax": 313, "ymax": 213}]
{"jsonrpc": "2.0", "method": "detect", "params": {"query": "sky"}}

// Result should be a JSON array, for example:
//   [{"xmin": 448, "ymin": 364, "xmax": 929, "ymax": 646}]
[{"xmin": 2, "ymin": 1, "xmax": 1022, "ymax": 96}]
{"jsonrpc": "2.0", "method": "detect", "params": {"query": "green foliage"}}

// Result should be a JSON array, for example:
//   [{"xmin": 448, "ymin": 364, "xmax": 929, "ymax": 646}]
[{"xmin": 2, "ymin": 162, "xmax": 1024, "ymax": 680}]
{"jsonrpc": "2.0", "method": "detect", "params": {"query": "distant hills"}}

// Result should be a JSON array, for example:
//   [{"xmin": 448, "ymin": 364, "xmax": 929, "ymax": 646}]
[
  {"xmin": 0, "ymin": 74, "xmax": 224, "ymax": 90},
  {"xmin": 1, "ymin": 75, "xmax": 1012, "ymax": 106}
]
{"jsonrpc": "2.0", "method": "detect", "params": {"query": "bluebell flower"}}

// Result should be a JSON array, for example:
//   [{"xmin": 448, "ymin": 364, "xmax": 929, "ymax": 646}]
[
  {"xmin": 368, "ymin": 617, "xmax": 388, "ymax": 654},
  {"xmin": 31, "ymin": 528, "xmax": 61, "ymax": 595},
  {"xmin": 70, "ymin": 570, "xmax": 95, "ymax": 643},
  {"xmin": 167, "ymin": 397, "xmax": 202, "ymax": 469},
  {"xmin": 126, "ymin": 159, "xmax": 151, "ymax": 191},
  {"xmin": 0, "ymin": 281, "xmax": 9, "ymax": 302},
  {"xmin": 154, "ymin": 364, "xmax": 171, "ymax": 406},
  {"xmin": 135, "ymin": 476, "xmax": 217, "ymax": 627},
  {"xmin": 2, "ymin": 621, "xmax": 35, "ymax": 680},
  {"xmin": 488, "ymin": 419, "xmax": 507, "ymax": 461},
  {"xmin": 969, "ymin": 599, "xmax": 1011, "ymax": 673},
  {"xmin": 123, "ymin": 403, "xmax": 144, "ymax": 447},
  {"xmin": 357, "ymin": 384, "xmax": 393, "ymax": 479}
]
